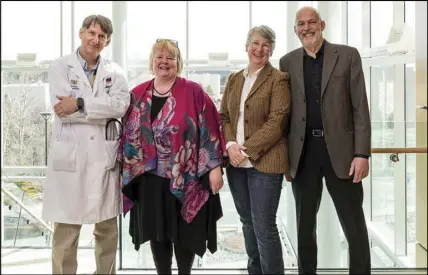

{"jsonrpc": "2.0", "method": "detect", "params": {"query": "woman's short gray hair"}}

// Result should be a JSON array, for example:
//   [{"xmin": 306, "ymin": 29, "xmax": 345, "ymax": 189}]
[{"xmin": 246, "ymin": 25, "xmax": 276, "ymax": 52}]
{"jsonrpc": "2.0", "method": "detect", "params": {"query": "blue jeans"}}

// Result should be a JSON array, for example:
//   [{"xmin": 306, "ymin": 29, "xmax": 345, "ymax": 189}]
[{"xmin": 226, "ymin": 166, "xmax": 284, "ymax": 274}]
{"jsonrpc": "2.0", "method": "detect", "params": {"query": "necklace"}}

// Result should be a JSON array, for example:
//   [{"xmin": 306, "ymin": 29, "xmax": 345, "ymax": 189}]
[
  {"xmin": 153, "ymin": 78, "xmax": 177, "ymax": 96},
  {"xmin": 153, "ymin": 86, "xmax": 171, "ymax": 96}
]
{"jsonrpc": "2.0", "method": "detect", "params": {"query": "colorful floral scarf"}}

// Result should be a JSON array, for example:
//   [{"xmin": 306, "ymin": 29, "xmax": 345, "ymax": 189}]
[{"xmin": 118, "ymin": 77, "xmax": 226, "ymax": 223}]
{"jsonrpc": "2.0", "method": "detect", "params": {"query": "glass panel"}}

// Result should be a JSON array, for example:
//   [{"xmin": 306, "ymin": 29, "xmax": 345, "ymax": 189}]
[
  {"xmin": 370, "ymin": 65, "xmax": 396, "ymax": 251},
  {"xmin": 405, "ymin": 1, "xmax": 415, "ymax": 45},
  {"xmin": 1, "ymin": 1, "xmax": 61, "ymax": 61},
  {"xmin": 405, "ymin": 63, "xmax": 417, "ymax": 259},
  {"xmin": 127, "ymin": 69, "xmax": 154, "ymax": 90},
  {"xmin": 187, "ymin": 70, "xmax": 233, "ymax": 108},
  {"xmin": 2, "ymin": 71, "xmax": 53, "ymax": 166},
  {"xmin": 73, "ymin": 1, "xmax": 112, "ymax": 59},
  {"xmin": 251, "ymin": 1, "xmax": 288, "ymax": 60},
  {"xmin": 370, "ymin": 1, "xmax": 394, "ymax": 48},
  {"xmin": 2, "ymin": 180, "xmax": 51, "ymax": 247},
  {"xmin": 188, "ymin": 1, "xmax": 249, "ymax": 60},
  {"xmin": 347, "ymin": 1, "xmax": 363, "ymax": 50},
  {"xmin": 127, "ymin": 1, "xmax": 186, "ymax": 64}
]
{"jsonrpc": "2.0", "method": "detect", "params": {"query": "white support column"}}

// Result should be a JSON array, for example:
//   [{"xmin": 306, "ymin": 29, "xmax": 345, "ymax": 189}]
[
  {"xmin": 414, "ymin": 0, "xmax": 427, "ymax": 267},
  {"xmin": 111, "ymin": 2, "xmax": 127, "ymax": 269},
  {"xmin": 1, "ymin": 70, "xmax": 4, "ymax": 244},
  {"xmin": 317, "ymin": 1, "xmax": 347, "ymax": 44},
  {"xmin": 392, "ymin": 0, "xmax": 407, "ymax": 257},
  {"xmin": 111, "ymin": 1, "xmax": 127, "ymax": 75},
  {"xmin": 61, "ymin": 1, "xmax": 72, "ymax": 56},
  {"xmin": 361, "ymin": 1, "xmax": 372, "ymax": 222},
  {"xmin": 1, "ymin": 192, "xmax": 4, "ymax": 244},
  {"xmin": 317, "ymin": 181, "xmax": 343, "ymax": 268},
  {"xmin": 339, "ymin": 1, "xmax": 348, "ymax": 44},
  {"xmin": 286, "ymin": 1, "xmax": 301, "ymax": 53},
  {"xmin": 185, "ymin": 1, "xmax": 189, "ymax": 79},
  {"xmin": 1, "ymin": 69, "xmax": 4, "ymax": 169},
  {"xmin": 71, "ymin": 1, "xmax": 75, "ymax": 50}
]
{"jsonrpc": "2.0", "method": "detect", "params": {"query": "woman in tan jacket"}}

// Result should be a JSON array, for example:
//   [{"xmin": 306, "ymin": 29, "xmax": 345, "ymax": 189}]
[{"xmin": 219, "ymin": 25, "xmax": 291, "ymax": 274}]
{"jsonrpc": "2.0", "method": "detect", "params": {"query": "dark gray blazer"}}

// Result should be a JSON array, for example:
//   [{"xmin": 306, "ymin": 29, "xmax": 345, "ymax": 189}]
[{"xmin": 279, "ymin": 40, "xmax": 371, "ymax": 179}]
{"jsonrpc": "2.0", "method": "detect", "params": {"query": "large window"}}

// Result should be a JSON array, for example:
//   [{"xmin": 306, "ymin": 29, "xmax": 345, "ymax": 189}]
[
  {"xmin": 73, "ymin": 1, "xmax": 112, "ymax": 59},
  {"xmin": 1, "ymin": 1, "xmax": 61, "ymax": 61},
  {"xmin": 251, "ymin": 1, "xmax": 288, "ymax": 60},
  {"xmin": 1, "ymin": 1, "xmax": 62, "ymax": 166},
  {"xmin": 1, "ymin": 1, "xmax": 426, "ymax": 271},
  {"xmin": 188, "ymin": 1, "xmax": 249, "ymax": 60},
  {"xmin": 405, "ymin": 63, "xmax": 417, "ymax": 251},
  {"xmin": 405, "ymin": 1, "xmax": 415, "ymax": 48},
  {"xmin": 370, "ymin": 1, "xmax": 394, "ymax": 48},
  {"xmin": 370, "ymin": 65, "xmax": 396, "ymax": 250},
  {"xmin": 347, "ymin": 1, "xmax": 363, "ymax": 50},
  {"xmin": 127, "ymin": 1, "xmax": 187, "ymax": 63}
]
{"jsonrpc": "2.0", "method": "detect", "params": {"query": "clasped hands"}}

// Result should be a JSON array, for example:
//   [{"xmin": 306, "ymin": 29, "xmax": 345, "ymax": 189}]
[
  {"xmin": 227, "ymin": 144, "xmax": 247, "ymax": 167},
  {"xmin": 54, "ymin": 95, "xmax": 78, "ymax": 117}
]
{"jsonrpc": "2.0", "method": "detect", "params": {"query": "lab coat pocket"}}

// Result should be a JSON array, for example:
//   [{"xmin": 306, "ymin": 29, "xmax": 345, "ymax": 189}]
[
  {"xmin": 105, "ymin": 140, "xmax": 120, "ymax": 170},
  {"xmin": 52, "ymin": 139, "xmax": 78, "ymax": 172}
]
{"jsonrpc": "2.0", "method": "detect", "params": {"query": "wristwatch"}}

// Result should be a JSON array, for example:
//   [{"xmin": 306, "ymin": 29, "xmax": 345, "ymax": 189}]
[{"xmin": 76, "ymin": 97, "xmax": 85, "ymax": 112}]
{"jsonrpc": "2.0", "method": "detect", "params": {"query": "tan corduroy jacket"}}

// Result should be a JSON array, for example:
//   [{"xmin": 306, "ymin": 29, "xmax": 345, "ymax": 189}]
[{"xmin": 220, "ymin": 62, "xmax": 291, "ymax": 173}]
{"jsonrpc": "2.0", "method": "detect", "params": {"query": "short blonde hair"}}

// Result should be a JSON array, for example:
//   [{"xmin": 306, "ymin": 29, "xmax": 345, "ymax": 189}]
[{"xmin": 149, "ymin": 39, "xmax": 183, "ymax": 76}]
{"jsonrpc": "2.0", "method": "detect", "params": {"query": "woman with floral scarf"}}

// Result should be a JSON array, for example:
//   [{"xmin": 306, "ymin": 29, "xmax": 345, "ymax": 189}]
[{"xmin": 118, "ymin": 39, "xmax": 226, "ymax": 274}]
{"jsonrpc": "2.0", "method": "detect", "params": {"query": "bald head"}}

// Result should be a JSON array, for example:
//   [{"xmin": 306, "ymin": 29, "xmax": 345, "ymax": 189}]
[
  {"xmin": 294, "ymin": 6, "xmax": 325, "ymax": 50},
  {"xmin": 295, "ymin": 6, "xmax": 322, "ymax": 24}
]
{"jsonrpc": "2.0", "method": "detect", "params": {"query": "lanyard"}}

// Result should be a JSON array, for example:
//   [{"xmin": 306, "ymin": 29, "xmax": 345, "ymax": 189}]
[{"xmin": 90, "ymin": 68, "xmax": 98, "ymax": 88}]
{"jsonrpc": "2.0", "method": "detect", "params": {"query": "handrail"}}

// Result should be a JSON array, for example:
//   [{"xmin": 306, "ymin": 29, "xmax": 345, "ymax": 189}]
[
  {"xmin": 367, "ymin": 223, "xmax": 405, "ymax": 267},
  {"xmin": 1, "ymin": 184, "xmax": 53, "ymax": 234},
  {"xmin": 371, "ymin": 147, "xmax": 427, "ymax": 154}
]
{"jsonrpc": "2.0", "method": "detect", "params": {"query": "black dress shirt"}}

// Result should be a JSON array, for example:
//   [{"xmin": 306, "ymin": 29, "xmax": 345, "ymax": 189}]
[{"xmin": 303, "ymin": 40, "xmax": 325, "ymax": 130}]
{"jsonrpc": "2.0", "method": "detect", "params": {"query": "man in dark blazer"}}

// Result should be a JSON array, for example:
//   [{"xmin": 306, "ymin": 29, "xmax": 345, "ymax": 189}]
[{"xmin": 279, "ymin": 7, "xmax": 371, "ymax": 274}]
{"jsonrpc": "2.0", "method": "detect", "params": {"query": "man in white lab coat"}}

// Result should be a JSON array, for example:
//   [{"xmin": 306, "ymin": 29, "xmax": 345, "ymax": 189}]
[{"xmin": 41, "ymin": 15, "xmax": 130, "ymax": 274}]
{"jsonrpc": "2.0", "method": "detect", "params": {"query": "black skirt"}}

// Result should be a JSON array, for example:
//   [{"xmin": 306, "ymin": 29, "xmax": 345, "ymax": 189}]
[{"xmin": 122, "ymin": 172, "xmax": 222, "ymax": 258}]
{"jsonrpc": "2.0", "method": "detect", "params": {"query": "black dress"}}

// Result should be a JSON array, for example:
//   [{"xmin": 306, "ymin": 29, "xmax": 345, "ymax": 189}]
[{"xmin": 122, "ymin": 95, "xmax": 223, "ymax": 258}]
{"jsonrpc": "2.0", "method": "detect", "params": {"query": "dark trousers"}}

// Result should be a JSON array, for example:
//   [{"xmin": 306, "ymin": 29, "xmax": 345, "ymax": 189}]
[
  {"xmin": 292, "ymin": 135, "xmax": 371, "ymax": 274},
  {"xmin": 150, "ymin": 239, "xmax": 195, "ymax": 274},
  {"xmin": 226, "ymin": 167, "xmax": 284, "ymax": 274}
]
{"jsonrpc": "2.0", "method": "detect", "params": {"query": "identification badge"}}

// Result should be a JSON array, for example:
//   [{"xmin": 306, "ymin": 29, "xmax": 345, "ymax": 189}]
[
  {"xmin": 105, "ymin": 76, "xmax": 112, "ymax": 88},
  {"xmin": 105, "ymin": 76, "xmax": 113, "ymax": 94},
  {"xmin": 70, "ymin": 79, "xmax": 79, "ymax": 90}
]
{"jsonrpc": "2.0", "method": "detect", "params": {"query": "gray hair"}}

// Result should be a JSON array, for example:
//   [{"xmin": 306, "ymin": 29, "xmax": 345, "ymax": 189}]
[
  {"xmin": 80, "ymin": 15, "xmax": 113, "ymax": 45},
  {"xmin": 246, "ymin": 25, "xmax": 276, "ymax": 52}
]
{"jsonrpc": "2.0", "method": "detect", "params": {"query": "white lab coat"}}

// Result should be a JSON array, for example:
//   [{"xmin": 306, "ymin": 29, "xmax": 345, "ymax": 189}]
[{"xmin": 42, "ymin": 52, "xmax": 130, "ymax": 224}]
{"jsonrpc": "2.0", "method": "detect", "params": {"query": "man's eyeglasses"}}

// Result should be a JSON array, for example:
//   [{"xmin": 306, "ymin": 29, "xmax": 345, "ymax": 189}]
[{"xmin": 156, "ymin": 39, "xmax": 179, "ymax": 47}]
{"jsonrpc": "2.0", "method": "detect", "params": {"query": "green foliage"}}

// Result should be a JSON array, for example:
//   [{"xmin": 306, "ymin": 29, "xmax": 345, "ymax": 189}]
[
  {"xmin": 15, "ymin": 181, "xmax": 42, "ymax": 196},
  {"xmin": 204, "ymin": 85, "xmax": 215, "ymax": 98}
]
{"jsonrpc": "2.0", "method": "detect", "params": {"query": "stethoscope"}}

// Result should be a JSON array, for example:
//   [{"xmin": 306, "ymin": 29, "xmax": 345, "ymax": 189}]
[{"xmin": 105, "ymin": 118, "xmax": 123, "ymax": 141}]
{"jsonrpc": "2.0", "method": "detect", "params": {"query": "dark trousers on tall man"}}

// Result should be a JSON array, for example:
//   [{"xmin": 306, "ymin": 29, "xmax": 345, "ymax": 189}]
[{"xmin": 292, "ymin": 134, "xmax": 371, "ymax": 274}]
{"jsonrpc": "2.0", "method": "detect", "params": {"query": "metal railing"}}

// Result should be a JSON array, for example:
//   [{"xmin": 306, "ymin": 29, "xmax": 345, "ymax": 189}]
[
  {"xmin": 372, "ymin": 147, "xmax": 427, "ymax": 154},
  {"xmin": 1, "ymin": 184, "xmax": 53, "ymax": 234},
  {"xmin": 1, "ymin": 145, "xmax": 426, "ymax": 268},
  {"xmin": 372, "ymin": 147, "xmax": 427, "ymax": 162}
]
